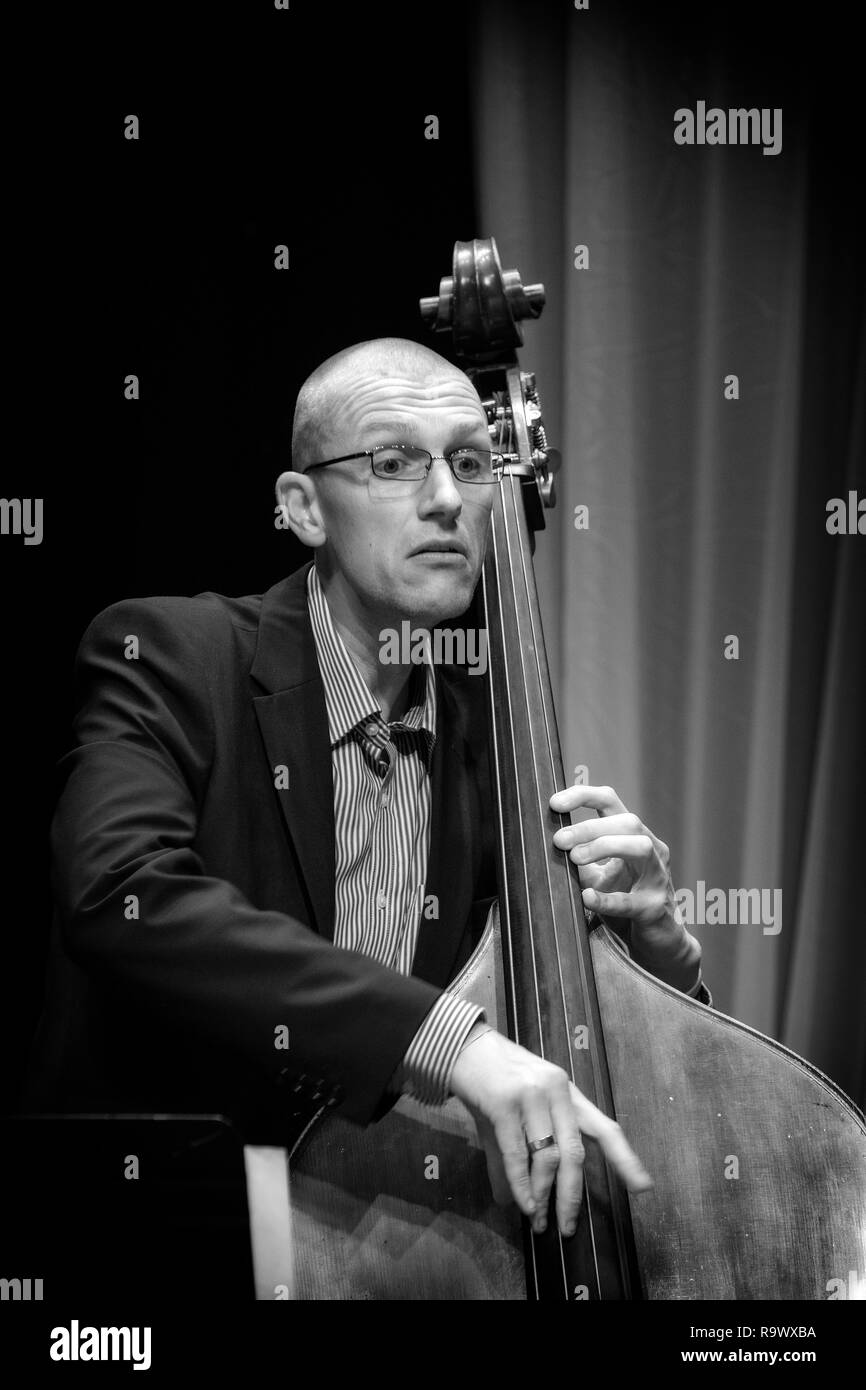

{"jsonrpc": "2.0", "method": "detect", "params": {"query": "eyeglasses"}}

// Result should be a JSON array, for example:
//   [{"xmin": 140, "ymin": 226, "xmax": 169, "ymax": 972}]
[{"xmin": 304, "ymin": 443, "xmax": 504, "ymax": 486}]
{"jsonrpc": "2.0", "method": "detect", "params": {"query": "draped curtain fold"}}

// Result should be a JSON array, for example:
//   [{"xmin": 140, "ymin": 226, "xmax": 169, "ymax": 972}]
[{"xmin": 469, "ymin": 1, "xmax": 865, "ymax": 1104}]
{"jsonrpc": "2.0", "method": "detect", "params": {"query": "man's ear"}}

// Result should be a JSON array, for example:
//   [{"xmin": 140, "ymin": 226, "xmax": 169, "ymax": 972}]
[{"xmin": 274, "ymin": 470, "xmax": 327, "ymax": 548}]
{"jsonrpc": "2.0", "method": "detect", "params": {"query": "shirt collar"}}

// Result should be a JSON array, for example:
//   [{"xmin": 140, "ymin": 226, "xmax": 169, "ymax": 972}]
[{"xmin": 306, "ymin": 564, "xmax": 438, "ymax": 750}]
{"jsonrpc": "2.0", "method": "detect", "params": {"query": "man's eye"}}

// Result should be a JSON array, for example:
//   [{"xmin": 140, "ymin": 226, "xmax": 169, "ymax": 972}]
[
  {"xmin": 377, "ymin": 453, "xmax": 412, "ymax": 475},
  {"xmin": 451, "ymin": 451, "xmax": 483, "ymax": 477}
]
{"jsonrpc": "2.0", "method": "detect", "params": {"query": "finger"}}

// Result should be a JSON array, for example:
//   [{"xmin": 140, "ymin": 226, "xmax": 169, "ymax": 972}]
[
  {"xmin": 584, "ymin": 885, "xmax": 654, "ymax": 920},
  {"xmin": 582, "ymin": 888, "xmax": 633, "ymax": 918},
  {"xmin": 553, "ymin": 813, "xmax": 642, "ymax": 850},
  {"xmin": 523, "ymin": 1095, "xmax": 560, "ymax": 1234},
  {"xmin": 547, "ymin": 1091, "xmax": 586, "ymax": 1236},
  {"xmin": 490, "ymin": 1113, "xmax": 537, "ymax": 1220},
  {"xmin": 549, "ymin": 784, "xmax": 628, "ymax": 817},
  {"xmin": 568, "ymin": 833, "xmax": 655, "ymax": 869},
  {"xmin": 579, "ymin": 858, "xmax": 626, "ymax": 891},
  {"xmin": 591, "ymin": 886, "xmax": 671, "ymax": 927},
  {"xmin": 556, "ymin": 818, "xmax": 671, "ymax": 880},
  {"xmin": 568, "ymin": 1084, "xmax": 653, "ymax": 1192}
]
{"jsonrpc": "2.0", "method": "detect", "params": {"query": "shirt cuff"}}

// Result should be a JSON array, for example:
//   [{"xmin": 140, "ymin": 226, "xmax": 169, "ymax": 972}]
[{"xmin": 396, "ymin": 994, "xmax": 485, "ymax": 1106}]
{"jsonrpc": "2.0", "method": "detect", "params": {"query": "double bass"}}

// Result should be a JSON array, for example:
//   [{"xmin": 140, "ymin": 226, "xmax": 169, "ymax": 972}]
[{"xmin": 286, "ymin": 239, "xmax": 866, "ymax": 1300}]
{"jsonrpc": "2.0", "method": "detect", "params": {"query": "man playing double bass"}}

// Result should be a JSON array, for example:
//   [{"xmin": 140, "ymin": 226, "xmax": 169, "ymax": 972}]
[{"xmin": 29, "ymin": 337, "xmax": 707, "ymax": 1245}]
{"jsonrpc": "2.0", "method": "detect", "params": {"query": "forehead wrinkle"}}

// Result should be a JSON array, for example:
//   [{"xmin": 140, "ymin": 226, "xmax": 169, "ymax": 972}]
[
  {"xmin": 359, "ymin": 415, "xmax": 489, "ymax": 443},
  {"xmin": 336, "ymin": 374, "xmax": 483, "ymax": 411},
  {"xmin": 345, "ymin": 385, "xmax": 487, "ymax": 433}
]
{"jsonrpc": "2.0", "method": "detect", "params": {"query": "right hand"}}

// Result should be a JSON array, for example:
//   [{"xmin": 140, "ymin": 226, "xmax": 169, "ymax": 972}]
[{"xmin": 449, "ymin": 1023, "xmax": 653, "ymax": 1237}]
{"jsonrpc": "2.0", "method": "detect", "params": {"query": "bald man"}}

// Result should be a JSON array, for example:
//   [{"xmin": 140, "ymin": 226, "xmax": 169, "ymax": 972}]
[{"xmin": 28, "ymin": 338, "xmax": 704, "ymax": 1242}]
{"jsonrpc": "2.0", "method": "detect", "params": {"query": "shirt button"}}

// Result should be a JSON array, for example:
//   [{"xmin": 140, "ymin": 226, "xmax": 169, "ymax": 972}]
[
  {"xmin": 365, "ymin": 723, "xmax": 378, "ymax": 738},
  {"xmin": 376, "ymin": 890, "xmax": 388, "ymax": 911}
]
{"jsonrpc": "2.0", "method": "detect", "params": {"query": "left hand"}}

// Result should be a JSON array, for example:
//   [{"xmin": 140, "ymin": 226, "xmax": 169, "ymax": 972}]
[{"xmin": 548, "ymin": 783, "xmax": 701, "ymax": 992}]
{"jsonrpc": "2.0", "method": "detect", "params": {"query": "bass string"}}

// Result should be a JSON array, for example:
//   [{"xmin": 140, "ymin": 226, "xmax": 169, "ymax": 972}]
[
  {"xmin": 487, "ymin": 471, "xmax": 602, "ymax": 1300},
  {"xmin": 481, "ymin": 393, "xmax": 547, "ymax": 1294},
  {"xmin": 513, "ymin": 478, "xmax": 623, "ymax": 1128},
  {"xmin": 502, "ymin": 468, "xmax": 632, "ymax": 1298},
  {"xmin": 499, "ymin": 476, "xmax": 593, "ymax": 1093},
  {"xmin": 484, "ymin": 496, "xmax": 557, "ymax": 1300},
  {"xmin": 499, "ymin": 471, "xmax": 604, "ymax": 1298}
]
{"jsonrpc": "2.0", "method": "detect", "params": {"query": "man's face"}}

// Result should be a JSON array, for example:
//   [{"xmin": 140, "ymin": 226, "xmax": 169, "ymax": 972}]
[{"xmin": 310, "ymin": 369, "xmax": 495, "ymax": 627}]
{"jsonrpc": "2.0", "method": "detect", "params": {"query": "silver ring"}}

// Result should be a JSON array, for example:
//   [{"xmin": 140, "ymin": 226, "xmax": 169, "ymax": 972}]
[{"xmin": 527, "ymin": 1133, "xmax": 556, "ymax": 1153}]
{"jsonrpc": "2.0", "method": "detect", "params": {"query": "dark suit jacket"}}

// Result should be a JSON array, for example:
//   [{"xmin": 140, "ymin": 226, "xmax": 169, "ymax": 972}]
[{"xmin": 25, "ymin": 563, "xmax": 497, "ymax": 1145}]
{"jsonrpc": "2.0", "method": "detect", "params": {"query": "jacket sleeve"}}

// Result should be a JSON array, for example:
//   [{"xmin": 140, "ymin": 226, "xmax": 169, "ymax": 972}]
[{"xmin": 50, "ymin": 597, "xmax": 446, "ymax": 1127}]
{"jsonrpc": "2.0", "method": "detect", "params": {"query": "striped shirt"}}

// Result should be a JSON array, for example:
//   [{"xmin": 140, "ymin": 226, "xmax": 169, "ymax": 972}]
[{"xmin": 306, "ymin": 564, "xmax": 484, "ymax": 1104}]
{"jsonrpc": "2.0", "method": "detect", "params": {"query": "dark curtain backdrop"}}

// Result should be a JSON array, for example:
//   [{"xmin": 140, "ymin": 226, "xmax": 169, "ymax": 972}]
[
  {"xmin": 3, "ymin": 1, "xmax": 863, "ymax": 1111},
  {"xmin": 469, "ymin": 0, "xmax": 865, "ymax": 1103}
]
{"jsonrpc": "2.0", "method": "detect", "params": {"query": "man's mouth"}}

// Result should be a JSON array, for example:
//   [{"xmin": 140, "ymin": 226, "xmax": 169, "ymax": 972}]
[{"xmin": 409, "ymin": 542, "xmax": 468, "ymax": 559}]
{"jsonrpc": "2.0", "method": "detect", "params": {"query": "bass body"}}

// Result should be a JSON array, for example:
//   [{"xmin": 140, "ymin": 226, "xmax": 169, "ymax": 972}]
[{"xmin": 287, "ymin": 905, "xmax": 866, "ymax": 1300}]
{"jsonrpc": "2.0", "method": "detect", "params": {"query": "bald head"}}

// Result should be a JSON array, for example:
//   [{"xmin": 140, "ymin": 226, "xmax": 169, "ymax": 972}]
[
  {"xmin": 291, "ymin": 338, "xmax": 479, "ymax": 472},
  {"xmin": 276, "ymin": 335, "xmax": 495, "ymax": 633}
]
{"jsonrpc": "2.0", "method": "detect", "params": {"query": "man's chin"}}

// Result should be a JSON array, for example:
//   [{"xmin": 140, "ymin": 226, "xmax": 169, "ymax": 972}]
[{"xmin": 399, "ymin": 568, "xmax": 478, "ymax": 626}]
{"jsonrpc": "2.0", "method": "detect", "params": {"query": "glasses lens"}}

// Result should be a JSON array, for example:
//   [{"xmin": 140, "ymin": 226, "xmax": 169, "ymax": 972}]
[
  {"xmin": 449, "ymin": 448, "xmax": 498, "ymax": 484},
  {"xmin": 371, "ymin": 446, "xmax": 429, "ymax": 480}
]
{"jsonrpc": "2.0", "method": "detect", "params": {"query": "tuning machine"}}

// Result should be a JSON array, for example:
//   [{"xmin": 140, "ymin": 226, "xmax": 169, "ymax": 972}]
[{"xmin": 521, "ymin": 372, "xmax": 559, "ymax": 508}]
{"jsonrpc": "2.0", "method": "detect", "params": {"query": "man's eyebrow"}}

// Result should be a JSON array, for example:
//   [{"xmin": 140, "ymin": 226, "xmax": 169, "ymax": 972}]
[{"xmin": 361, "ymin": 417, "xmax": 490, "ymax": 445}]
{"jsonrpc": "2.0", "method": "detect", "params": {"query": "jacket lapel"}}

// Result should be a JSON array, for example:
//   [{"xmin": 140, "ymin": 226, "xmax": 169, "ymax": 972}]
[{"xmin": 250, "ymin": 563, "xmax": 336, "ymax": 941}]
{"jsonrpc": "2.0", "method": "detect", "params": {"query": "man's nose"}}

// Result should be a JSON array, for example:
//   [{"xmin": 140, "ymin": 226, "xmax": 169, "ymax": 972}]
[{"xmin": 419, "ymin": 457, "xmax": 463, "ymax": 515}]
